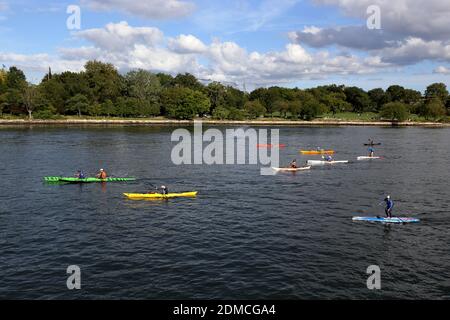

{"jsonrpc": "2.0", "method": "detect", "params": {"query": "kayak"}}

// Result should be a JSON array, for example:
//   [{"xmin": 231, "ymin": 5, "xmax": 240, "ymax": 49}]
[
  {"xmin": 300, "ymin": 150, "xmax": 335, "ymax": 155},
  {"xmin": 44, "ymin": 177, "xmax": 136, "ymax": 183},
  {"xmin": 258, "ymin": 144, "xmax": 286, "ymax": 148},
  {"xmin": 357, "ymin": 156, "xmax": 382, "ymax": 161},
  {"xmin": 353, "ymin": 216, "xmax": 420, "ymax": 224},
  {"xmin": 272, "ymin": 166, "xmax": 311, "ymax": 172},
  {"xmin": 124, "ymin": 192, "xmax": 198, "ymax": 199},
  {"xmin": 307, "ymin": 160, "xmax": 348, "ymax": 166}
]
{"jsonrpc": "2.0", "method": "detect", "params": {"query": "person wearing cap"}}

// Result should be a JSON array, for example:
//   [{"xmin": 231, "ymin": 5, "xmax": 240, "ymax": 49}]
[
  {"xmin": 384, "ymin": 195, "xmax": 394, "ymax": 218},
  {"xmin": 160, "ymin": 186, "xmax": 168, "ymax": 195},
  {"xmin": 289, "ymin": 159, "xmax": 298, "ymax": 168},
  {"xmin": 96, "ymin": 168, "xmax": 107, "ymax": 179},
  {"xmin": 75, "ymin": 170, "xmax": 85, "ymax": 179}
]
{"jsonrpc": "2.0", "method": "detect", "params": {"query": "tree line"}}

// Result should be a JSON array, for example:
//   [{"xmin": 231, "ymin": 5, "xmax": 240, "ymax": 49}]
[{"xmin": 0, "ymin": 60, "xmax": 449, "ymax": 121}]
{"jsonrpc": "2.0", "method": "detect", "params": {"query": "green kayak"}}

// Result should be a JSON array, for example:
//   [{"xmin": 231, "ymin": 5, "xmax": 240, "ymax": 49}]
[{"xmin": 44, "ymin": 176, "xmax": 136, "ymax": 183}]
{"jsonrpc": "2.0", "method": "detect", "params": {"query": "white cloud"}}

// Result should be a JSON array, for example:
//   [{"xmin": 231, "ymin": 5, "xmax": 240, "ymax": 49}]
[
  {"xmin": 313, "ymin": 0, "xmax": 450, "ymax": 40},
  {"xmin": 81, "ymin": 0, "xmax": 195, "ymax": 19},
  {"xmin": 434, "ymin": 66, "xmax": 450, "ymax": 74},
  {"xmin": 1, "ymin": 22, "xmax": 394, "ymax": 87},
  {"xmin": 75, "ymin": 21, "xmax": 164, "ymax": 52},
  {"xmin": 379, "ymin": 38, "xmax": 450, "ymax": 65},
  {"xmin": 168, "ymin": 34, "xmax": 208, "ymax": 54}
]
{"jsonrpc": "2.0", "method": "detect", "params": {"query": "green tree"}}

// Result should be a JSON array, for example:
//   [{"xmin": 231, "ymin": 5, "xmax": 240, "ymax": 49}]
[
  {"xmin": 206, "ymin": 82, "xmax": 227, "ymax": 113},
  {"xmin": 425, "ymin": 83, "xmax": 448, "ymax": 104},
  {"xmin": 224, "ymin": 86, "xmax": 247, "ymax": 110},
  {"xmin": 6, "ymin": 66, "xmax": 27, "ymax": 90},
  {"xmin": 161, "ymin": 87, "xmax": 210, "ymax": 120},
  {"xmin": 244, "ymin": 100, "xmax": 266, "ymax": 119},
  {"xmin": 66, "ymin": 94, "xmax": 89, "ymax": 117},
  {"xmin": 380, "ymin": 102, "xmax": 409, "ymax": 121},
  {"xmin": 22, "ymin": 84, "xmax": 40, "ymax": 120},
  {"xmin": 368, "ymin": 88, "xmax": 389, "ymax": 111},
  {"xmin": 344, "ymin": 87, "xmax": 371, "ymax": 113},
  {"xmin": 417, "ymin": 98, "xmax": 446, "ymax": 120},
  {"xmin": 125, "ymin": 69, "xmax": 161, "ymax": 116},
  {"xmin": 101, "ymin": 99, "xmax": 115, "ymax": 117},
  {"xmin": 212, "ymin": 106, "xmax": 230, "ymax": 120},
  {"xmin": 172, "ymin": 73, "xmax": 203, "ymax": 91},
  {"xmin": 156, "ymin": 73, "xmax": 174, "ymax": 88},
  {"xmin": 386, "ymin": 85, "xmax": 406, "ymax": 102},
  {"xmin": 84, "ymin": 60, "xmax": 122, "ymax": 104}
]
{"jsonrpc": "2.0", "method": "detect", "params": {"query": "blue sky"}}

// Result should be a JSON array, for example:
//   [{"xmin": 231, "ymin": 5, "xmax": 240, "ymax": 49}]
[{"xmin": 1, "ymin": 0, "xmax": 449, "ymax": 92}]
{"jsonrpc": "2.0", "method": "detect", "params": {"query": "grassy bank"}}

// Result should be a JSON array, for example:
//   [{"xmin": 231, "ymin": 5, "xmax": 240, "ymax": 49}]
[{"xmin": 1, "ymin": 115, "xmax": 449, "ymax": 127}]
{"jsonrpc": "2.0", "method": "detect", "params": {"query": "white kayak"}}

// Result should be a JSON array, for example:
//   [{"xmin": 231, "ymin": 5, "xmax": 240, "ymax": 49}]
[
  {"xmin": 357, "ymin": 156, "xmax": 381, "ymax": 161},
  {"xmin": 307, "ymin": 160, "xmax": 348, "ymax": 166},
  {"xmin": 353, "ymin": 216, "xmax": 420, "ymax": 224},
  {"xmin": 272, "ymin": 166, "xmax": 311, "ymax": 172}
]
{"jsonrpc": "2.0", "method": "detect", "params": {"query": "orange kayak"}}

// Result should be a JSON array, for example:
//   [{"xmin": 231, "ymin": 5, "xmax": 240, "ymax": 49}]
[{"xmin": 300, "ymin": 150, "xmax": 335, "ymax": 155}]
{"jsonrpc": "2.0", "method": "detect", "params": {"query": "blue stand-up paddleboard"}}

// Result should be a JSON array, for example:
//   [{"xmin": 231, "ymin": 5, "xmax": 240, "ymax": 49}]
[{"xmin": 353, "ymin": 216, "xmax": 420, "ymax": 224}]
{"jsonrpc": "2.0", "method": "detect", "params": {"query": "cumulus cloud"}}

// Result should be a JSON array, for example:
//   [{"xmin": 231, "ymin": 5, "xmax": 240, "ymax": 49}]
[
  {"xmin": 379, "ymin": 38, "xmax": 450, "ymax": 65},
  {"xmin": 75, "ymin": 21, "xmax": 164, "ymax": 52},
  {"xmin": 288, "ymin": 0, "xmax": 450, "ymax": 67},
  {"xmin": 168, "ymin": 34, "xmax": 208, "ymax": 54},
  {"xmin": 434, "ymin": 66, "xmax": 450, "ymax": 74},
  {"xmin": 290, "ymin": 26, "xmax": 396, "ymax": 50},
  {"xmin": 1, "ymin": 22, "xmax": 393, "ymax": 87},
  {"xmin": 0, "ymin": 52, "xmax": 85, "ymax": 73},
  {"xmin": 80, "ymin": 0, "xmax": 195, "ymax": 20},
  {"xmin": 313, "ymin": 0, "xmax": 450, "ymax": 41}
]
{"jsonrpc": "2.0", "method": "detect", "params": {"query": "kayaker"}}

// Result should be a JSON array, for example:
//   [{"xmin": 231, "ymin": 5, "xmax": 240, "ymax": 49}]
[
  {"xmin": 368, "ymin": 138, "xmax": 374, "ymax": 145},
  {"xmin": 290, "ymin": 159, "xmax": 298, "ymax": 168},
  {"xmin": 160, "ymin": 186, "xmax": 168, "ymax": 195},
  {"xmin": 75, "ymin": 170, "xmax": 85, "ymax": 179},
  {"xmin": 368, "ymin": 147, "xmax": 375, "ymax": 157},
  {"xmin": 384, "ymin": 195, "xmax": 394, "ymax": 218},
  {"xmin": 323, "ymin": 154, "xmax": 333, "ymax": 162},
  {"xmin": 96, "ymin": 169, "xmax": 107, "ymax": 179}
]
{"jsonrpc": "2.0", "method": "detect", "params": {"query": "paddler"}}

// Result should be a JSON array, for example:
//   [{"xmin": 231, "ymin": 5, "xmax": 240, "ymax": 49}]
[
  {"xmin": 368, "ymin": 147, "xmax": 375, "ymax": 157},
  {"xmin": 384, "ymin": 195, "xmax": 394, "ymax": 218},
  {"xmin": 160, "ymin": 186, "xmax": 168, "ymax": 195},
  {"xmin": 289, "ymin": 159, "xmax": 298, "ymax": 168},
  {"xmin": 75, "ymin": 170, "xmax": 85, "ymax": 179},
  {"xmin": 323, "ymin": 154, "xmax": 333, "ymax": 162},
  {"xmin": 96, "ymin": 168, "xmax": 107, "ymax": 179}
]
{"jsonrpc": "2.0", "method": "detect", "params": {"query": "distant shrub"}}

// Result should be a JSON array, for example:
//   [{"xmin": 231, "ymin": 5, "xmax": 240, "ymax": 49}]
[{"xmin": 380, "ymin": 102, "xmax": 409, "ymax": 122}]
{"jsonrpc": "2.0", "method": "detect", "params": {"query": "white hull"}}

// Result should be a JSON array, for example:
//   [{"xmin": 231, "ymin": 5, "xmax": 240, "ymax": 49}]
[
  {"xmin": 272, "ymin": 166, "xmax": 311, "ymax": 172},
  {"xmin": 307, "ymin": 160, "xmax": 348, "ymax": 166},
  {"xmin": 357, "ymin": 156, "xmax": 381, "ymax": 161}
]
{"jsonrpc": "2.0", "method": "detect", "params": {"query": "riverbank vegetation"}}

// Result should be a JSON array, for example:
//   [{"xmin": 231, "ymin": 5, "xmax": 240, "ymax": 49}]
[{"xmin": 1, "ymin": 61, "xmax": 449, "ymax": 122}]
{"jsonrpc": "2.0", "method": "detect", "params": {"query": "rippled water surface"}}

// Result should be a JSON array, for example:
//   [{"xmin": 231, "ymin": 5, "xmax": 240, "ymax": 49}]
[{"xmin": 1, "ymin": 125, "xmax": 449, "ymax": 299}]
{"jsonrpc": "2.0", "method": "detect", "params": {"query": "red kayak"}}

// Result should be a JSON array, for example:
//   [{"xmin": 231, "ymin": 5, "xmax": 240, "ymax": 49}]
[{"xmin": 257, "ymin": 144, "xmax": 286, "ymax": 149}]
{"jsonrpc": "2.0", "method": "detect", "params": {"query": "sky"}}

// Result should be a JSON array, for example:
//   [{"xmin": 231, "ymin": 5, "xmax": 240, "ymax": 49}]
[{"xmin": 0, "ymin": 0, "xmax": 449, "ymax": 92}]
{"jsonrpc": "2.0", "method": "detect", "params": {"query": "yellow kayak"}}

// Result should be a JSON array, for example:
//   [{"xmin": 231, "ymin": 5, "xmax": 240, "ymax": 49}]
[
  {"xmin": 124, "ymin": 192, "xmax": 198, "ymax": 199},
  {"xmin": 300, "ymin": 150, "xmax": 335, "ymax": 155}
]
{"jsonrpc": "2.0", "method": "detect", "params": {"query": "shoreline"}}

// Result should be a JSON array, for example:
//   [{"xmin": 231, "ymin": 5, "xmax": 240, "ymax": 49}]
[{"xmin": 0, "ymin": 118, "xmax": 449, "ymax": 127}]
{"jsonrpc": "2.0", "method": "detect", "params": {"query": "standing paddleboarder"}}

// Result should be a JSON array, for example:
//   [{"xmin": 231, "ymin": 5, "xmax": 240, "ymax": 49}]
[{"xmin": 384, "ymin": 195, "xmax": 394, "ymax": 218}]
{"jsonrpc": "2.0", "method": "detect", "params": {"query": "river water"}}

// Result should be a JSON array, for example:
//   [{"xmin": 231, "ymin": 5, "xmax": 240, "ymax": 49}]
[{"xmin": 0, "ymin": 125, "xmax": 449, "ymax": 299}]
